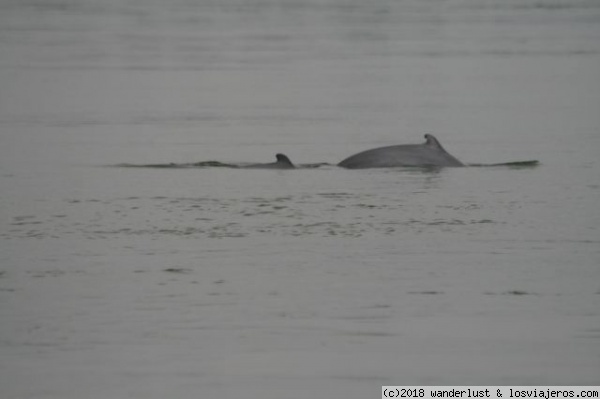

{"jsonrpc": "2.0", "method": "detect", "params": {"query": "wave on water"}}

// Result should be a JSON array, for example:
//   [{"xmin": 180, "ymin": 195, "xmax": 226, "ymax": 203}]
[
  {"xmin": 467, "ymin": 160, "xmax": 540, "ymax": 169},
  {"xmin": 116, "ymin": 161, "xmax": 241, "ymax": 169},
  {"xmin": 113, "ymin": 162, "xmax": 334, "ymax": 169}
]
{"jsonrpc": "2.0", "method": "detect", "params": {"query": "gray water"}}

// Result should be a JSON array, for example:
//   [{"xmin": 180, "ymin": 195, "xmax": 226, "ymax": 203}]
[{"xmin": 1, "ymin": 0, "xmax": 599, "ymax": 397}]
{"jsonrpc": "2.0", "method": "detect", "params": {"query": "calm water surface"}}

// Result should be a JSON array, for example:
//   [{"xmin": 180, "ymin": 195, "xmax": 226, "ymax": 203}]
[{"xmin": 1, "ymin": 0, "xmax": 599, "ymax": 397}]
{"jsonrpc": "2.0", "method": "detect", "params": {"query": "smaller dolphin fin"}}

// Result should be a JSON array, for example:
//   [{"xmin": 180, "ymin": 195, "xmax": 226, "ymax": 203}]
[{"xmin": 275, "ymin": 153, "xmax": 294, "ymax": 167}]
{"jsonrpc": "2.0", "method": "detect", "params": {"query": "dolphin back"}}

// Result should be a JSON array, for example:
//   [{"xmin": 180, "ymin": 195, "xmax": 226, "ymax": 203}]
[{"xmin": 338, "ymin": 134, "xmax": 464, "ymax": 168}]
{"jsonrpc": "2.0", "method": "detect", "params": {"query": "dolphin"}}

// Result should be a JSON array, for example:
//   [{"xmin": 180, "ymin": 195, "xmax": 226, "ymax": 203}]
[
  {"xmin": 245, "ymin": 153, "xmax": 295, "ymax": 169},
  {"xmin": 338, "ymin": 134, "xmax": 464, "ymax": 168}
]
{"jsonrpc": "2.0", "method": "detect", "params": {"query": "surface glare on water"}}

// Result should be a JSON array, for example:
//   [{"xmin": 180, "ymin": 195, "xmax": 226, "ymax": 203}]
[{"xmin": 1, "ymin": 0, "xmax": 599, "ymax": 397}]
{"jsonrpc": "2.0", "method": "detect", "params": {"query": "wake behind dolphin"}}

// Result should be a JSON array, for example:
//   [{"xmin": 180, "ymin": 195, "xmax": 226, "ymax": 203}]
[
  {"xmin": 114, "ymin": 135, "xmax": 537, "ymax": 170},
  {"xmin": 338, "ymin": 134, "xmax": 465, "ymax": 168}
]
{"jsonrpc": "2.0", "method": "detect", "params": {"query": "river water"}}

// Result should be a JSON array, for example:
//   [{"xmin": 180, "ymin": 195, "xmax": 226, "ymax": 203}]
[{"xmin": 1, "ymin": 0, "xmax": 599, "ymax": 397}]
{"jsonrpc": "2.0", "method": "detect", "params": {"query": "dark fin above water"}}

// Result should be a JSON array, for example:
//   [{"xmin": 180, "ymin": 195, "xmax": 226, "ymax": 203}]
[{"xmin": 275, "ymin": 153, "xmax": 294, "ymax": 168}]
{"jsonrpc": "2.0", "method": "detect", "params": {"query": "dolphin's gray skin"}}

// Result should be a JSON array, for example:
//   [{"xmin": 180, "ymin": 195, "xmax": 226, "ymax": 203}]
[
  {"xmin": 245, "ymin": 153, "xmax": 295, "ymax": 169},
  {"xmin": 338, "ymin": 134, "xmax": 464, "ymax": 168}
]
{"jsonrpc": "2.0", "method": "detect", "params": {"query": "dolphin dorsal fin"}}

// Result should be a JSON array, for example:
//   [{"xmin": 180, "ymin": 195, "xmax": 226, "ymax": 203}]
[
  {"xmin": 424, "ymin": 134, "xmax": 444, "ymax": 150},
  {"xmin": 275, "ymin": 153, "xmax": 293, "ymax": 166}
]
